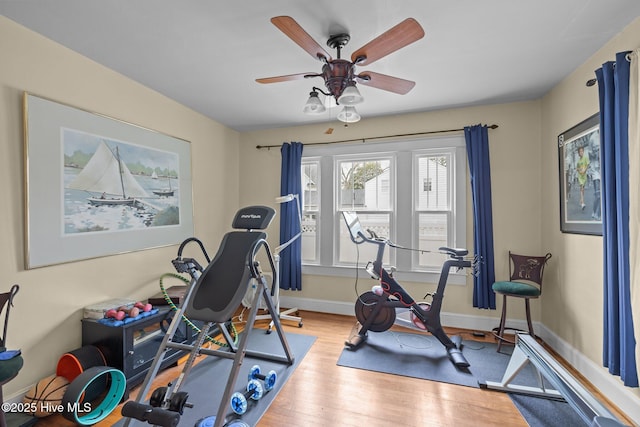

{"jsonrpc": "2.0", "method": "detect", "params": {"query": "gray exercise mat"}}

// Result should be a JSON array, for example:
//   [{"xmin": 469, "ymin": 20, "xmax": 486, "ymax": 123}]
[
  {"xmin": 337, "ymin": 330, "xmax": 588, "ymax": 427},
  {"xmin": 115, "ymin": 330, "xmax": 316, "ymax": 427}
]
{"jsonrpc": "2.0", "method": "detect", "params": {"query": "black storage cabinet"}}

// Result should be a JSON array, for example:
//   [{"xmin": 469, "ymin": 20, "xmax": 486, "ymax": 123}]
[{"xmin": 81, "ymin": 306, "xmax": 199, "ymax": 397}]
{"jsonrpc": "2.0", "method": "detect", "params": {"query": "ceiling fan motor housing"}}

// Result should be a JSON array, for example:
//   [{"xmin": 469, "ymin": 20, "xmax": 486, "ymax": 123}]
[{"xmin": 322, "ymin": 59, "xmax": 355, "ymax": 102}]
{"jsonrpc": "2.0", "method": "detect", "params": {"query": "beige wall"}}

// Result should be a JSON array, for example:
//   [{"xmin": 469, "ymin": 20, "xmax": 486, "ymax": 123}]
[{"xmin": 0, "ymin": 16, "xmax": 240, "ymax": 397}]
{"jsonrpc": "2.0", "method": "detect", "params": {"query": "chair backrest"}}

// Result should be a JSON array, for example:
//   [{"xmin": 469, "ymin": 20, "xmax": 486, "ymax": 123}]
[
  {"xmin": 185, "ymin": 206, "xmax": 275, "ymax": 323},
  {"xmin": 508, "ymin": 252, "xmax": 552, "ymax": 289},
  {"xmin": 0, "ymin": 285, "xmax": 19, "ymax": 352}
]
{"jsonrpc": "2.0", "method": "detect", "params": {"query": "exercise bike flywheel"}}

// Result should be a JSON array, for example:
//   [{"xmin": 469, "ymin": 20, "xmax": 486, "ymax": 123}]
[{"xmin": 354, "ymin": 291, "xmax": 396, "ymax": 332}]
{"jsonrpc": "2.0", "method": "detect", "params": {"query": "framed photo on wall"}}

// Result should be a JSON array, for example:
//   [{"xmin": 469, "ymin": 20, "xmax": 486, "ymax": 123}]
[
  {"xmin": 23, "ymin": 93, "xmax": 194, "ymax": 268},
  {"xmin": 558, "ymin": 113, "xmax": 602, "ymax": 235}
]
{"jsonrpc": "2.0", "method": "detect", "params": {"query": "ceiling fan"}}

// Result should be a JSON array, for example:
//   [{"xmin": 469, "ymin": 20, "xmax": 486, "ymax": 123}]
[{"xmin": 256, "ymin": 16, "xmax": 425, "ymax": 123}]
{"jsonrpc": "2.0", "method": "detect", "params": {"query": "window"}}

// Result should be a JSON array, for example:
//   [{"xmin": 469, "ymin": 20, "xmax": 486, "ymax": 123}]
[
  {"xmin": 301, "ymin": 160, "xmax": 319, "ymax": 264},
  {"xmin": 301, "ymin": 135, "xmax": 466, "ymax": 284},
  {"xmin": 415, "ymin": 153, "xmax": 452, "ymax": 269},
  {"xmin": 337, "ymin": 156, "xmax": 392, "ymax": 267}
]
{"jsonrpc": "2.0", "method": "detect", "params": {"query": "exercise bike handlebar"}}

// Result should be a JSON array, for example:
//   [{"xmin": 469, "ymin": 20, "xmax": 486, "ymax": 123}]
[
  {"xmin": 342, "ymin": 212, "xmax": 476, "ymax": 293},
  {"xmin": 352, "ymin": 226, "xmax": 469, "ymax": 262}
]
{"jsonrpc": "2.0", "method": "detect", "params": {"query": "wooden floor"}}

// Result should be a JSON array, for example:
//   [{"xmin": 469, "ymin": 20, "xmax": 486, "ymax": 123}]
[{"xmin": 33, "ymin": 310, "xmax": 630, "ymax": 427}]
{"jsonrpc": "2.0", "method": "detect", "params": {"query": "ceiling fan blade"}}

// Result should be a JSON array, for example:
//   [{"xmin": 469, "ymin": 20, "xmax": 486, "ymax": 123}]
[
  {"xmin": 256, "ymin": 72, "xmax": 321, "ymax": 84},
  {"xmin": 271, "ymin": 16, "xmax": 332, "ymax": 62},
  {"xmin": 351, "ymin": 18, "xmax": 425, "ymax": 66},
  {"xmin": 356, "ymin": 72, "xmax": 416, "ymax": 95}
]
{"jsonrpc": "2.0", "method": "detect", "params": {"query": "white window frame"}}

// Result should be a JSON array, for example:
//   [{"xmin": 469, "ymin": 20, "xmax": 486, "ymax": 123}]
[
  {"xmin": 301, "ymin": 158, "xmax": 321, "ymax": 265},
  {"xmin": 411, "ymin": 149, "xmax": 457, "ymax": 271},
  {"xmin": 334, "ymin": 153, "xmax": 395, "ymax": 268},
  {"xmin": 301, "ymin": 135, "xmax": 467, "ymax": 285}
]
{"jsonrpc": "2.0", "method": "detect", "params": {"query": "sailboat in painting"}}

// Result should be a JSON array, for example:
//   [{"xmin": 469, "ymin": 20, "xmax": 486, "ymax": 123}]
[
  {"xmin": 67, "ymin": 140, "xmax": 150, "ymax": 206},
  {"xmin": 152, "ymin": 176, "xmax": 174, "ymax": 197}
]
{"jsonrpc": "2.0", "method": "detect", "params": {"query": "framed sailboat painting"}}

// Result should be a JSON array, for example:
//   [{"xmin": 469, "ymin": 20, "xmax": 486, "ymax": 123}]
[{"xmin": 23, "ymin": 93, "xmax": 194, "ymax": 268}]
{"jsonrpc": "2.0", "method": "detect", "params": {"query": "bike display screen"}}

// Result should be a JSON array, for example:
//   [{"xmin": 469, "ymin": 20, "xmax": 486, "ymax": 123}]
[{"xmin": 342, "ymin": 211, "xmax": 363, "ymax": 241}]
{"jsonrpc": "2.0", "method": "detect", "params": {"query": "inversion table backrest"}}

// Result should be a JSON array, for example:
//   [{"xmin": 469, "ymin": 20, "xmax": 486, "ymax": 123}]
[
  {"xmin": 185, "ymin": 230, "xmax": 266, "ymax": 323},
  {"xmin": 185, "ymin": 205, "xmax": 275, "ymax": 324}
]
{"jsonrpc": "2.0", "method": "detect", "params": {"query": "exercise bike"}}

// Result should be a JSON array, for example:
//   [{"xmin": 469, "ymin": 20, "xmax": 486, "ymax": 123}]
[{"xmin": 342, "ymin": 211, "xmax": 477, "ymax": 368}]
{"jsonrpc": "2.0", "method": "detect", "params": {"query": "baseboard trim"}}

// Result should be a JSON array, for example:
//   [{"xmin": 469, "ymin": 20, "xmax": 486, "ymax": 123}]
[
  {"xmin": 280, "ymin": 295, "xmax": 639, "ymax": 425},
  {"xmin": 279, "ymin": 295, "xmax": 525, "ymax": 331}
]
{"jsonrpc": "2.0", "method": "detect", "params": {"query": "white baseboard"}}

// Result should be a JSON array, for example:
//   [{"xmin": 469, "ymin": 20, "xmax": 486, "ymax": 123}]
[
  {"xmin": 5, "ymin": 385, "xmax": 34, "ymax": 404},
  {"xmin": 280, "ymin": 295, "xmax": 640, "ymax": 425},
  {"xmin": 279, "ymin": 295, "xmax": 355, "ymax": 317},
  {"xmin": 279, "ymin": 295, "xmax": 523, "ymax": 331}
]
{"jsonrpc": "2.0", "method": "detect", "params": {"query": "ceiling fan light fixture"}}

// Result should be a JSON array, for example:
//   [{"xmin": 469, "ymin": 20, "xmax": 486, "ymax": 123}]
[
  {"xmin": 324, "ymin": 93, "xmax": 338, "ymax": 108},
  {"xmin": 303, "ymin": 90, "xmax": 326, "ymax": 114},
  {"xmin": 337, "ymin": 106, "xmax": 361, "ymax": 123},
  {"xmin": 337, "ymin": 82, "xmax": 363, "ymax": 105}
]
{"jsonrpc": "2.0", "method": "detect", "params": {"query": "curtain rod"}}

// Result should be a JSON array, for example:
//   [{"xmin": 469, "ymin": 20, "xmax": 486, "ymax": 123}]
[
  {"xmin": 585, "ymin": 51, "xmax": 633, "ymax": 86},
  {"xmin": 256, "ymin": 124, "xmax": 499, "ymax": 150}
]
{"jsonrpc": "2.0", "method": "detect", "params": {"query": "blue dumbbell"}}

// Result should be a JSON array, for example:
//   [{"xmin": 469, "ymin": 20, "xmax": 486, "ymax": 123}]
[
  {"xmin": 247, "ymin": 365, "xmax": 277, "ymax": 391},
  {"xmin": 230, "ymin": 379, "xmax": 263, "ymax": 415}
]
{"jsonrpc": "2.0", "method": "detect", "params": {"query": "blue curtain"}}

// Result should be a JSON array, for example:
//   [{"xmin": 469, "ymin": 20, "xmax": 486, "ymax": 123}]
[
  {"xmin": 596, "ymin": 52, "xmax": 638, "ymax": 387},
  {"xmin": 464, "ymin": 124, "xmax": 496, "ymax": 309},
  {"xmin": 279, "ymin": 142, "xmax": 303, "ymax": 290}
]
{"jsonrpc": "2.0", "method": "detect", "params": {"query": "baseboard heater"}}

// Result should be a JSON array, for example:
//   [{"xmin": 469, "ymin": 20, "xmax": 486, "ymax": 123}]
[{"xmin": 479, "ymin": 333, "xmax": 627, "ymax": 427}]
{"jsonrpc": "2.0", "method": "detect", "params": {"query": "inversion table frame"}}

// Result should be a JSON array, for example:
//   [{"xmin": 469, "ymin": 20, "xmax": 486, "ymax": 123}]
[
  {"xmin": 479, "ymin": 333, "xmax": 625, "ymax": 426},
  {"xmin": 122, "ymin": 206, "xmax": 294, "ymax": 427}
]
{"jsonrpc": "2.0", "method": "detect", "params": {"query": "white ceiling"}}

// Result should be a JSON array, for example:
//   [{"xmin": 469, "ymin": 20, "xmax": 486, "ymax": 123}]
[{"xmin": 2, "ymin": 1, "xmax": 640, "ymax": 132}]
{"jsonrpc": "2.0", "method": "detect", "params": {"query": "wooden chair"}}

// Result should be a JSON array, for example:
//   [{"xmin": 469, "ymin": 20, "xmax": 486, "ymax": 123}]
[
  {"xmin": 492, "ymin": 252, "xmax": 552, "ymax": 352},
  {"xmin": 0, "ymin": 285, "xmax": 24, "ymax": 427}
]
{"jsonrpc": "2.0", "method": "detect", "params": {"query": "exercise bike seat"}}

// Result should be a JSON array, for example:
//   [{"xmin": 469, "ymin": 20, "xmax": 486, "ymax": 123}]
[
  {"xmin": 439, "ymin": 247, "xmax": 468, "ymax": 258},
  {"xmin": 185, "ymin": 206, "xmax": 275, "ymax": 324}
]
